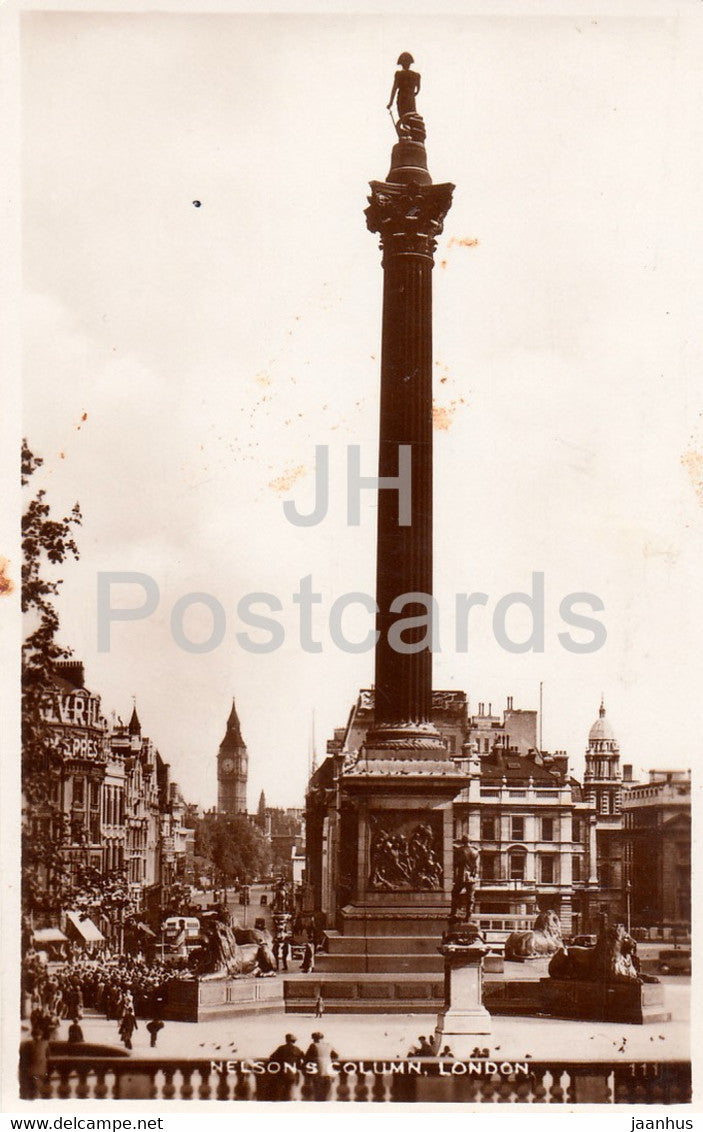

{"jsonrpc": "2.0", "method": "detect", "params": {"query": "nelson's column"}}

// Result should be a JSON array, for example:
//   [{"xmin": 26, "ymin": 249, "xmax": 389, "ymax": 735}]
[{"xmin": 307, "ymin": 57, "xmax": 467, "ymax": 1005}]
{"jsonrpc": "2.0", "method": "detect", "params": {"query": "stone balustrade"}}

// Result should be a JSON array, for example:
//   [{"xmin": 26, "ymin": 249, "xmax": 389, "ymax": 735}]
[{"xmin": 26, "ymin": 1057, "xmax": 691, "ymax": 1104}]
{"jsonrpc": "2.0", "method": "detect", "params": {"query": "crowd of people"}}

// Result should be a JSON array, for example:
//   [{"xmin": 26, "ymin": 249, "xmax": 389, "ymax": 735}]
[{"xmin": 22, "ymin": 951, "xmax": 180, "ymax": 1041}]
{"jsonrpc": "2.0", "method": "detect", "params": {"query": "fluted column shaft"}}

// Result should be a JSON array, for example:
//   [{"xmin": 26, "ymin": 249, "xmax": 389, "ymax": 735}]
[
  {"xmin": 374, "ymin": 249, "xmax": 434, "ymax": 726},
  {"xmin": 365, "ymin": 177, "xmax": 453, "ymax": 735}
]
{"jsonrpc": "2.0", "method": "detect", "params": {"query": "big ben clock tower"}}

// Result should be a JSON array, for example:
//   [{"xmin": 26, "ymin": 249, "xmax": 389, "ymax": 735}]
[{"xmin": 217, "ymin": 698, "xmax": 248, "ymax": 815}]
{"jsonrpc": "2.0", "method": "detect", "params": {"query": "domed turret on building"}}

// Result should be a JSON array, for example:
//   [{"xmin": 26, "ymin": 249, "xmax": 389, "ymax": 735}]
[
  {"xmin": 584, "ymin": 698, "xmax": 622, "ymax": 818},
  {"xmin": 587, "ymin": 698, "xmax": 619, "ymax": 753}
]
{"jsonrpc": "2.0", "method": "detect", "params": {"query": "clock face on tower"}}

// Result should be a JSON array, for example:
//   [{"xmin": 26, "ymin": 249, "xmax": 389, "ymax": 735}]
[{"xmin": 221, "ymin": 758, "xmax": 235, "ymax": 775}]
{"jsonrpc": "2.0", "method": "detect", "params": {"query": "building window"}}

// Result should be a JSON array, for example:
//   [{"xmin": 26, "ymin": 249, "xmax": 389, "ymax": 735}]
[
  {"xmin": 540, "ymin": 855, "xmax": 556, "ymax": 884},
  {"xmin": 482, "ymin": 852, "xmax": 498, "ymax": 881},
  {"xmin": 572, "ymin": 854, "xmax": 581, "ymax": 882},
  {"xmin": 542, "ymin": 817, "xmax": 554, "ymax": 841},
  {"xmin": 481, "ymin": 816, "xmax": 496, "ymax": 841},
  {"xmin": 572, "ymin": 817, "xmax": 581, "ymax": 843},
  {"xmin": 511, "ymin": 816, "xmax": 524, "ymax": 841},
  {"xmin": 600, "ymin": 792, "xmax": 610, "ymax": 815},
  {"xmin": 509, "ymin": 851, "xmax": 526, "ymax": 881},
  {"xmin": 72, "ymin": 778, "xmax": 85, "ymax": 807}
]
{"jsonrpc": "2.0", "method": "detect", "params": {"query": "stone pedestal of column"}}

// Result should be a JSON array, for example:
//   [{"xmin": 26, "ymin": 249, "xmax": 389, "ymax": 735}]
[{"xmin": 434, "ymin": 928, "xmax": 492, "ymax": 1055}]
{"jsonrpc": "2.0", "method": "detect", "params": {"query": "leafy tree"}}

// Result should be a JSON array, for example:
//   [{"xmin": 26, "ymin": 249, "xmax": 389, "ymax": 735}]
[
  {"xmin": 21, "ymin": 440, "xmax": 82, "ymax": 923},
  {"xmin": 196, "ymin": 813, "xmax": 271, "ymax": 901}
]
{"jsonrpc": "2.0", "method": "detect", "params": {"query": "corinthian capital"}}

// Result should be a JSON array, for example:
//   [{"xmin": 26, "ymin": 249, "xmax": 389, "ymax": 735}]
[{"xmin": 365, "ymin": 179, "xmax": 454, "ymax": 261}]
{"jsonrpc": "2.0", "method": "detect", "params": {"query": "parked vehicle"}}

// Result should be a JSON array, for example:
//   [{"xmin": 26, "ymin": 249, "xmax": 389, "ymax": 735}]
[
  {"xmin": 570, "ymin": 934, "xmax": 597, "ymax": 948},
  {"xmin": 657, "ymin": 949, "xmax": 691, "ymax": 975}
]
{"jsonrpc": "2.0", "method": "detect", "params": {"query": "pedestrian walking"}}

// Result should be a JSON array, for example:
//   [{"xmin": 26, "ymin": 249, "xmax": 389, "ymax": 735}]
[
  {"xmin": 146, "ymin": 1015, "xmax": 164, "ymax": 1048},
  {"xmin": 118, "ymin": 1007, "xmax": 138, "ymax": 1050},
  {"xmin": 314, "ymin": 992, "xmax": 324, "ymax": 1018},
  {"xmin": 281, "ymin": 937, "xmax": 290, "ymax": 972},
  {"xmin": 301, "ymin": 941, "xmax": 315, "ymax": 973}
]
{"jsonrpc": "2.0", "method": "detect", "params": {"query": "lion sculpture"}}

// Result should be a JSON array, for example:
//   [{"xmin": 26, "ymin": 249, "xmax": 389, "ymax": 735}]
[
  {"xmin": 188, "ymin": 915, "xmax": 276, "ymax": 979},
  {"xmin": 548, "ymin": 920, "xmax": 658, "ymax": 984},
  {"xmin": 504, "ymin": 909, "xmax": 563, "ymax": 961}
]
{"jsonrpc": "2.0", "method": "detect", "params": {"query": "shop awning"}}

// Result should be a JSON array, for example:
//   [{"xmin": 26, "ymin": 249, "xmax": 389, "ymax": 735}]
[
  {"xmin": 33, "ymin": 928, "xmax": 68, "ymax": 944},
  {"xmin": 65, "ymin": 910, "xmax": 105, "ymax": 943}
]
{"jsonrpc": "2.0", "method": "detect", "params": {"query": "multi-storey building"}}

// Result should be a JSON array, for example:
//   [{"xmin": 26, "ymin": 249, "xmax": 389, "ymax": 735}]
[
  {"xmin": 622, "ymin": 770, "xmax": 691, "ymax": 927},
  {"xmin": 101, "ymin": 734, "xmax": 126, "ymax": 875},
  {"xmin": 453, "ymin": 742, "xmax": 592, "ymax": 937},
  {"xmin": 46, "ymin": 660, "xmax": 110, "ymax": 881},
  {"xmin": 109, "ymin": 705, "xmax": 161, "ymax": 907}
]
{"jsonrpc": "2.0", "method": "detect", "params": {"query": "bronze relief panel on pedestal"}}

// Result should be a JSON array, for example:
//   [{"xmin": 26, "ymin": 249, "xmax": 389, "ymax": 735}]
[{"xmin": 368, "ymin": 810, "xmax": 444, "ymax": 891}]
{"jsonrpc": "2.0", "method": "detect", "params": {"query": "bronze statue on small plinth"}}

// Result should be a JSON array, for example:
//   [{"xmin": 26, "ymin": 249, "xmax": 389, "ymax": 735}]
[
  {"xmin": 444, "ymin": 835, "xmax": 483, "ymax": 947},
  {"xmin": 435, "ymin": 838, "xmax": 491, "ymax": 1047},
  {"xmin": 450, "ymin": 835, "xmax": 480, "ymax": 922}
]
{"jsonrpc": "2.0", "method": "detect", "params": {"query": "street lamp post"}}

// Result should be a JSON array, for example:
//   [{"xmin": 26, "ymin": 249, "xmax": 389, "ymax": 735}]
[{"xmin": 625, "ymin": 879, "xmax": 632, "ymax": 935}]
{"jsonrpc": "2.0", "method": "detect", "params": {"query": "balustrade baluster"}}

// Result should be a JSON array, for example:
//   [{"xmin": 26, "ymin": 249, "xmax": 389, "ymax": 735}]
[
  {"xmin": 515, "ymin": 1075, "xmax": 532, "ymax": 1103},
  {"xmin": 564, "ymin": 1068, "xmax": 576, "ymax": 1105},
  {"xmin": 372, "ymin": 1072, "xmax": 389, "ymax": 1102},
  {"xmin": 532, "ymin": 1068, "xmax": 548, "ymax": 1103},
  {"xmin": 548, "ymin": 1067, "xmax": 566, "ymax": 1103},
  {"xmin": 215, "ymin": 1068, "xmax": 230, "ymax": 1100},
  {"xmin": 152, "ymin": 1069, "xmax": 165, "ymax": 1100},
  {"xmin": 162, "ymin": 1067, "xmax": 176, "ymax": 1100},
  {"xmin": 353, "ymin": 1070, "xmax": 369, "ymax": 1102},
  {"xmin": 41, "ymin": 1071, "xmax": 56, "ymax": 1099},
  {"xmin": 335, "ymin": 1070, "xmax": 351, "ymax": 1101},
  {"xmin": 480, "ymin": 1074, "xmax": 498, "ymax": 1102},
  {"xmin": 57, "ymin": 1067, "xmax": 72, "ymax": 1099},
  {"xmin": 464, "ymin": 1078, "xmax": 482, "ymax": 1103},
  {"xmin": 75, "ymin": 1066, "xmax": 91, "ymax": 1099},
  {"xmin": 198, "ymin": 1066, "xmax": 213, "ymax": 1100},
  {"xmin": 497, "ymin": 1076, "xmax": 513, "ymax": 1102},
  {"xmin": 94, "ymin": 1068, "xmax": 108, "ymax": 1100},
  {"xmin": 179, "ymin": 1067, "xmax": 194, "ymax": 1100},
  {"xmin": 233, "ymin": 1068, "xmax": 252, "ymax": 1101}
]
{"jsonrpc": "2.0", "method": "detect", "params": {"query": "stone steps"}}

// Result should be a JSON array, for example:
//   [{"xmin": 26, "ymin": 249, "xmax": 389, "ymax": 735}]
[
  {"xmin": 283, "ymin": 974, "xmax": 543, "ymax": 1016},
  {"xmin": 324, "ymin": 931, "xmax": 441, "ymax": 955},
  {"xmin": 316, "ymin": 952, "xmax": 444, "ymax": 974}
]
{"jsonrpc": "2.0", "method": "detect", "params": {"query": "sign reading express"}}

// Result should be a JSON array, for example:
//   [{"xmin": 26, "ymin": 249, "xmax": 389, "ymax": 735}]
[{"xmin": 56, "ymin": 725, "xmax": 107, "ymax": 761}]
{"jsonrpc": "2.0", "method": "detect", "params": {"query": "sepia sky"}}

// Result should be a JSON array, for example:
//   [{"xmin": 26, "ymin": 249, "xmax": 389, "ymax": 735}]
[{"xmin": 21, "ymin": 9, "xmax": 703, "ymax": 810}]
